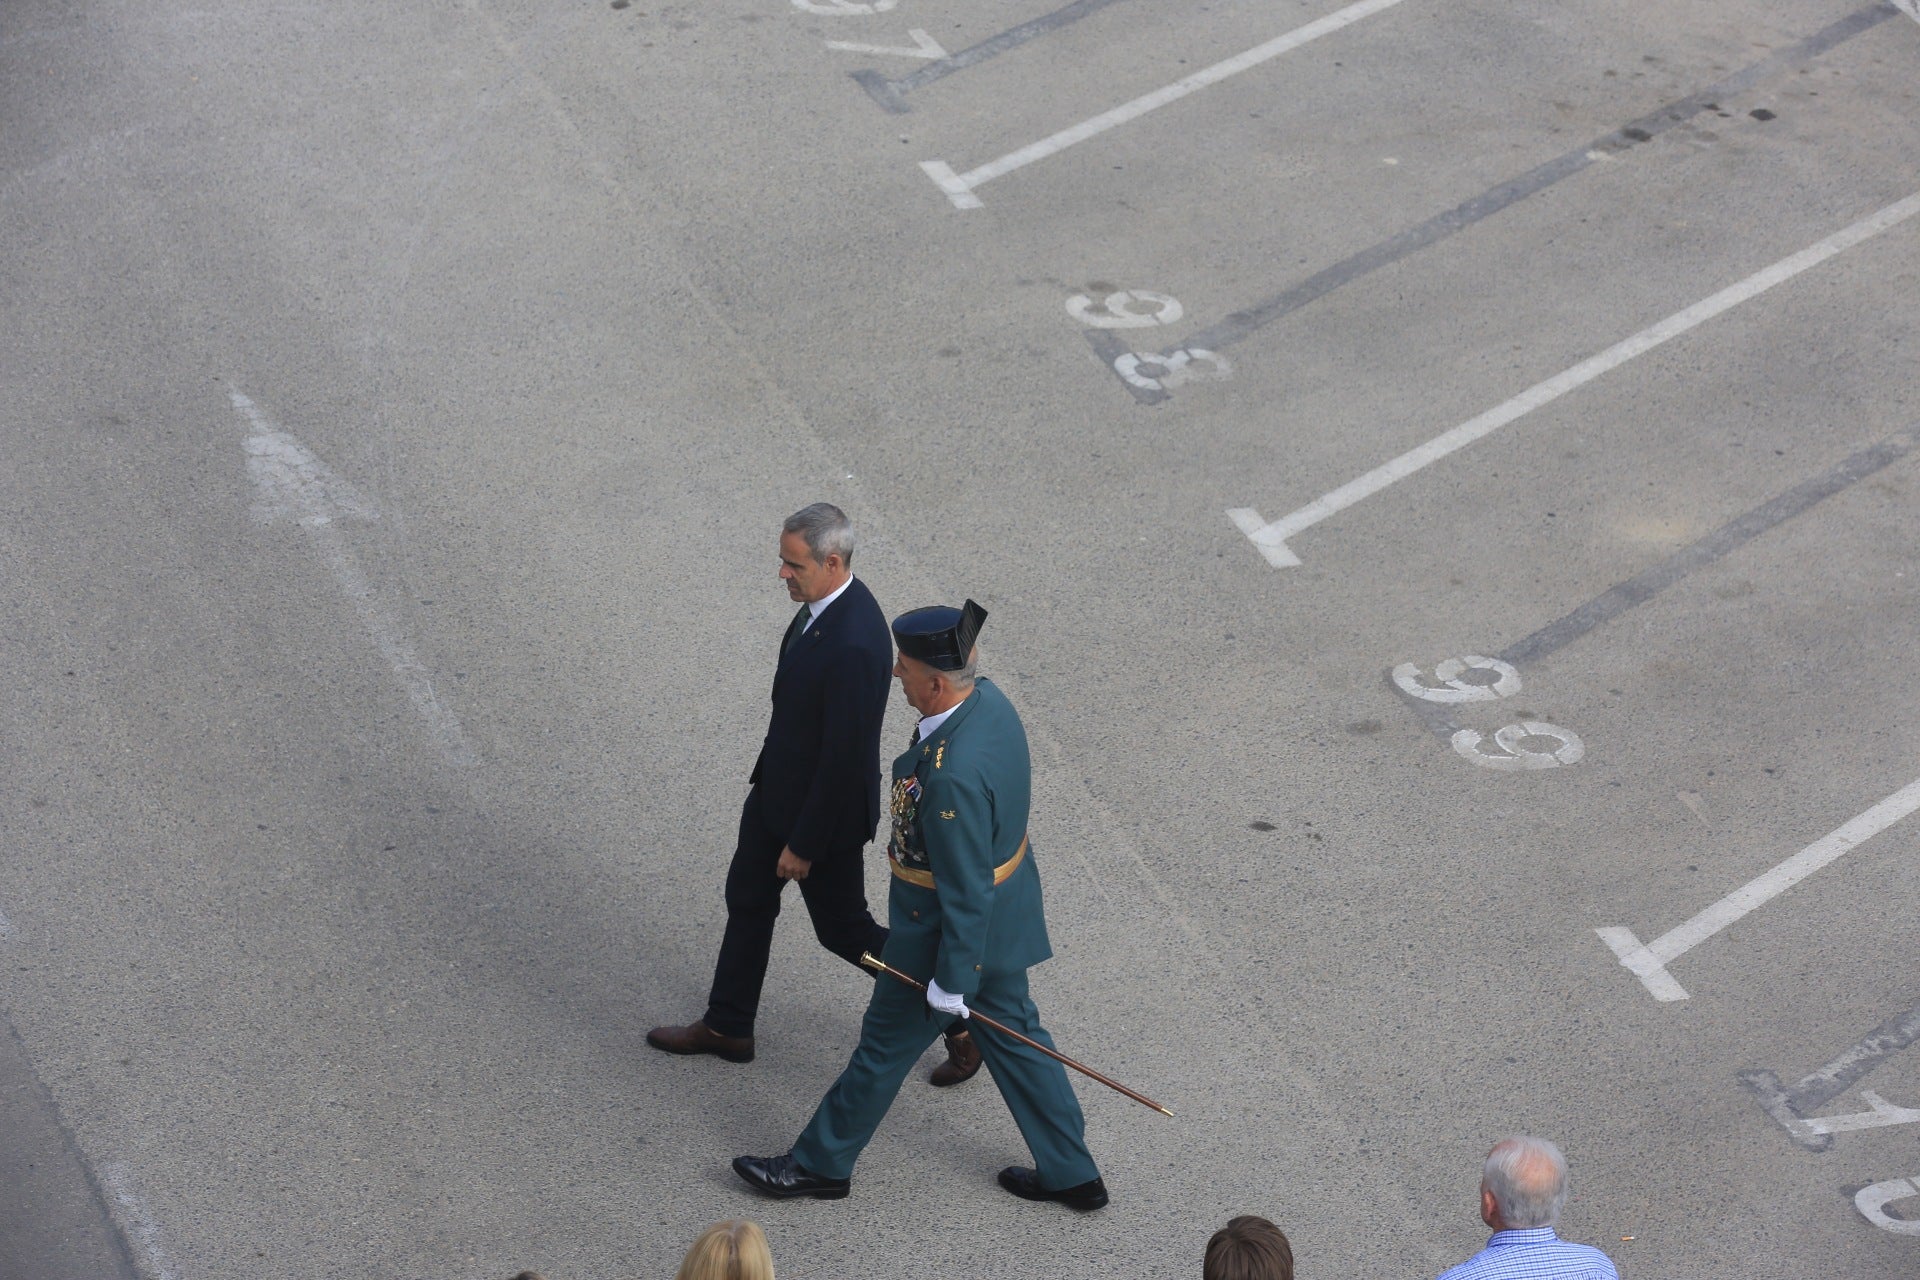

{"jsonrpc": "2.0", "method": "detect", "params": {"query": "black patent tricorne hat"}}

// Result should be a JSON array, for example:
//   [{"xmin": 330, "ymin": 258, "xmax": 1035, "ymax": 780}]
[{"xmin": 891, "ymin": 599, "xmax": 987, "ymax": 671}]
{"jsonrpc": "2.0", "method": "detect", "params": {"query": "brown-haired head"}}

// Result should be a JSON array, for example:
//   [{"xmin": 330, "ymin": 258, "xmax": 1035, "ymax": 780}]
[{"xmin": 1204, "ymin": 1215, "xmax": 1294, "ymax": 1280}]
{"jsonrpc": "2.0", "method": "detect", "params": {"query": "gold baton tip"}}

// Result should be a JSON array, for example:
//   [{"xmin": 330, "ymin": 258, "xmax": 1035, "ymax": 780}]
[
  {"xmin": 1157, "ymin": 1105, "xmax": 1174, "ymax": 1118},
  {"xmin": 859, "ymin": 952, "xmax": 883, "ymax": 971}
]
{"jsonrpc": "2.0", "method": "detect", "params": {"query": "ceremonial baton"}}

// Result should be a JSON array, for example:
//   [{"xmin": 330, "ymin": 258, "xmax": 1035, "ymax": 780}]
[{"xmin": 859, "ymin": 952, "xmax": 1173, "ymax": 1117}]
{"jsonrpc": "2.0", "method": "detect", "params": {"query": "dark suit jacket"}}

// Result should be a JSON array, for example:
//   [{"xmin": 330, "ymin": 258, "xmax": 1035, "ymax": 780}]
[{"xmin": 748, "ymin": 576, "xmax": 892, "ymax": 863}]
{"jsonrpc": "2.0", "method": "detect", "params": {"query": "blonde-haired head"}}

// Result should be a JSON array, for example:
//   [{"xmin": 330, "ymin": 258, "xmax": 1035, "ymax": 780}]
[{"xmin": 675, "ymin": 1220, "xmax": 774, "ymax": 1280}]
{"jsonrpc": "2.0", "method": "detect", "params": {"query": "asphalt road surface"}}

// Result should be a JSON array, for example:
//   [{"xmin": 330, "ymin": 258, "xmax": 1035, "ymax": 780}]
[{"xmin": 4, "ymin": 1, "xmax": 1919, "ymax": 1277}]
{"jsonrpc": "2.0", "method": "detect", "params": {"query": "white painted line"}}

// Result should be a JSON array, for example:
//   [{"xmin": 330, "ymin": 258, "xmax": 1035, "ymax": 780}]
[
  {"xmin": 794, "ymin": 0, "xmax": 896, "ymax": 13},
  {"xmin": 231, "ymin": 390, "xmax": 478, "ymax": 768},
  {"xmin": 101, "ymin": 1162, "xmax": 181, "ymax": 1280},
  {"xmin": 921, "ymin": 0, "xmax": 1412, "ymax": 208},
  {"xmin": 1230, "ymin": 189, "xmax": 1920, "ymax": 567},
  {"xmin": 1597, "ymin": 775, "xmax": 1920, "ymax": 1001},
  {"xmin": 919, "ymin": 160, "xmax": 983, "ymax": 210},
  {"xmin": 1857, "ymin": 1177, "xmax": 1920, "ymax": 1235},
  {"xmin": 1798, "ymin": 1091, "xmax": 1920, "ymax": 1138},
  {"xmin": 1894, "ymin": 0, "xmax": 1919, "ymax": 24},
  {"xmin": 826, "ymin": 29, "xmax": 946, "ymax": 59}
]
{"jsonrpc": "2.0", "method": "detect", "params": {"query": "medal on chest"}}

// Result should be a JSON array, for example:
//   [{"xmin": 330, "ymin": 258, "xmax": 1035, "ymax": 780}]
[{"xmin": 889, "ymin": 773, "xmax": 928, "ymax": 867}]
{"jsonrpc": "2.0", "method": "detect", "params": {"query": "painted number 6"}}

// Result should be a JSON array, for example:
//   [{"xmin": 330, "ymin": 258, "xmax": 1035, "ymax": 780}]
[
  {"xmin": 1858, "ymin": 1177, "xmax": 1920, "ymax": 1235},
  {"xmin": 1450, "ymin": 722, "xmax": 1584, "ymax": 771},
  {"xmin": 1114, "ymin": 348, "xmax": 1230, "ymax": 391},
  {"xmin": 1392, "ymin": 656, "xmax": 1520, "ymax": 703},
  {"xmin": 1066, "ymin": 290, "xmax": 1184, "ymax": 329}
]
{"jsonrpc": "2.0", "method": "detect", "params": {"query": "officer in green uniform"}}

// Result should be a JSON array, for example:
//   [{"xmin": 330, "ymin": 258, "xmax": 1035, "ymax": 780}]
[{"xmin": 731, "ymin": 601, "xmax": 1108, "ymax": 1210}]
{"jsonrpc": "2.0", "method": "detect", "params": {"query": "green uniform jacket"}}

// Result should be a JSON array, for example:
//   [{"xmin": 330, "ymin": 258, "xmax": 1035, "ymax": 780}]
[{"xmin": 885, "ymin": 677, "xmax": 1051, "ymax": 996}]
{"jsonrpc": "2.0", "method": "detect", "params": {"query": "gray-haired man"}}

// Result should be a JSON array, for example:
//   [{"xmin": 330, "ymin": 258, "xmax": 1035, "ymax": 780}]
[
  {"xmin": 1436, "ymin": 1136, "xmax": 1618, "ymax": 1280},
  {"xmin": 648, "ymin": 503, "xmax": 894, "ymax": 1063}
]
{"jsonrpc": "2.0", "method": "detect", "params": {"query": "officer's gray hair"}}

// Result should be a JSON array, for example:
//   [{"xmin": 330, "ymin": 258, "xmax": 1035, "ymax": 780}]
[
  {"xmin": 1483, "ymin": 1136, "xmax": 1567, "ymax": 1229},
  {"xmin": 783, "ymin": 502, "xmax": 855, "ymax": 567},
  {"xmin": 943, "ymin": 648, "xmax": 978, "ymax": 691},
  {"xmin": 905, "ymin": 647, "xmax": 977, "ymax": 692}
]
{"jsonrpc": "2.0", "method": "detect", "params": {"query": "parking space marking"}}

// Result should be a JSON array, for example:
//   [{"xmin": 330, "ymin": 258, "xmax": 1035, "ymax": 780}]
[
  {"xmin": 1740, "ymin": 997, "xmax": 1920, "ymax": 1151},
  {"xmin": 1096, "ymin": 3, "xmax": 1901, "ymax": 404},
  {"xmin": 1785, "ymin": 1093, "xmax": 1920, "ymax": 1138},
  {"xmin": 1393, "ymin": 655, "xmax": 1522, "ymax": 704},
  {"xmin": 1067, "ymin": 289, "xmax": 1183, "ymax": 328},
  {"xmin": 1116, "ymin": 346, "xmax": 1231, "ymax": 392},
  {"xmin": 1857, "ymin": 1179, "xmax": 1920, "ymax": 1234},
  {"xmin": 793, "ymin": 0, "xmax": 897, "ymax": 14},
  {"xmin": 1448, "ymin": 722, "xmax": 1584, "ymax": 771},
  {"xmin": 232, "ymin": 390, "xmax": 479, "ymax": 769},
  {"xmin": 1388, "ymin": 423, "xmax": 1918, "ymax": 771},
  {"xmin": 854, "ymin": 0, "xmax": 1138, "ymax": 113},
  {"xmin": 827, "ymin": 29, "xmax": 946, "ymax": 59},
  {"xmin": 921, "ymin": 0, "xmax": 1413, "ymax": 209},
  {"xmin": 1231, "ymin": 189, "xmax": 1920, "ymax": 567},
  {"xmin": 1500, "ymin": 425, "xmax": 1918, "ymax": 666},
  {"xmin": 1597, "ymin": 777, "xmax": 1920, "ymax": 1002}
]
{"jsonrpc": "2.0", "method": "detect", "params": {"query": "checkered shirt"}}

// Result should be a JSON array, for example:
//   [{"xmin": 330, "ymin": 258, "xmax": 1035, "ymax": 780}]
[{"xmin": 1437, "ymin": 1227, "xmax": 1619, "ymax": 1280}]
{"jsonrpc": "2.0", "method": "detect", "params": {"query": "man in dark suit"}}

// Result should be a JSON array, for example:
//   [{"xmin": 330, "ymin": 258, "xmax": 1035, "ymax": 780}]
[
  {"xmin": 648, "ymin": 503, "xmax": 894, "ymax": 1064},
  {"xmin": 731, "ymin": 601, "xmax": 1106, "ymax": 1209}
]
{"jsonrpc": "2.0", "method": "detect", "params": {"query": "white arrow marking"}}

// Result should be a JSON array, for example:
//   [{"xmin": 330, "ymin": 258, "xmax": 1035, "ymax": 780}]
[
  {"xmin": 101, "ymin": 1164, "xmax": 181, "ymax": 1280},
  {"xmin": 1857, "ymin": 1178, "xmax": 1920, "ymax": 1235},
  {"xmin": 241, "ymin": 399, "xmax": 379, "ymax": 528},
  {"xmin": 825, "ymin": 28, "xmax": 946, "ymax": 59},
  {"xmin": 1230, "ymin": 188, "xmax": 1920, "ymax": 567},
  {"xmin": 233, "ymin": 389, "xmax": 477, "ymax": 767},
  {"xmin": 1596, "ymin": 774, "xmax": 1920, "ymax": 1001}
]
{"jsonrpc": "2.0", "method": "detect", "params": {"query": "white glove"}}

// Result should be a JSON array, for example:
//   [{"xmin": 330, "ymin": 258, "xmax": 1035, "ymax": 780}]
[{"xmin": 925, "ymin": 977, "xmax": 971, "ymax": 1020}]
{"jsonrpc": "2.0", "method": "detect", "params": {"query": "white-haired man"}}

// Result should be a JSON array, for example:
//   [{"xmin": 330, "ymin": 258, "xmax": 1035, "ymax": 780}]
[{"xmin": 1438, "ymin": 1136, "xmax": 1617, "ymax": 1280}]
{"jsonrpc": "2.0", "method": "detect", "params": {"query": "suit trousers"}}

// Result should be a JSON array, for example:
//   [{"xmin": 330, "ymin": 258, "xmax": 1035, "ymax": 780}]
[
  {"xmin": 703, "ymin": 789, "xmax": 889, "ymax": 1038},
  {"xmin": 788, "ymin": 927, "xmax": 1100, "ymax": 1191}
]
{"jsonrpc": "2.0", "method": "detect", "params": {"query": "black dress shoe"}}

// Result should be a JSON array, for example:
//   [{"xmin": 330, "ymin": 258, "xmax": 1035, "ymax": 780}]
[
  {"xmin": 732, "ymin": 1152, "xmax": 850, "ymax": 1200},
  {"xmin": 997, "ymin": 1166, "xmax": 1108, "ymax": 1210}
]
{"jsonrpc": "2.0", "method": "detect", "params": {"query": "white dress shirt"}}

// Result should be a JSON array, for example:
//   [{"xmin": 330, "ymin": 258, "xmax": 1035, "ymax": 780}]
[
  {"xmin": 802, "ymin": 574, "xmax": 855, "ymax": 633},
  {"xmin": 915, "ymin": 700, "xmax": 962, "ymax": 744}
]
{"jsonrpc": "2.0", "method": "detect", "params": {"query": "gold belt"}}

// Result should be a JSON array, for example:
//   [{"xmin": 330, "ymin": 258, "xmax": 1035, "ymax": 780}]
[{"xmin": 889, "ymin": 835, "xmax": 1028, "ymax": 890}]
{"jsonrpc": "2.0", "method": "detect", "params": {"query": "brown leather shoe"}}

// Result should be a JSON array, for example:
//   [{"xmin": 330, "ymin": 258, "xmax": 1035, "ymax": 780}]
[
  {"xmin": 929, "ymin": 1026, "xmax": 981, "ymax": 1086},
  {"xmin": 646, "ymin": 1020, "xmax": 755, "ymax": 1063}
]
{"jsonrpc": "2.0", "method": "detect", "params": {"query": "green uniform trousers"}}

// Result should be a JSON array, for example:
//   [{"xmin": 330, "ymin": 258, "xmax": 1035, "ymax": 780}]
[{"xmin": 790, "ymin": 928, "xmax": 1099, "ymax": 1190}]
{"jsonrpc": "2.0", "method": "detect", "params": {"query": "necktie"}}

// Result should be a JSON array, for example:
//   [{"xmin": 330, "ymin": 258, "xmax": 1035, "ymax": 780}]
[{"xmin": 781, "ymin": 604, "xmax": 811, "ymax": 656}]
